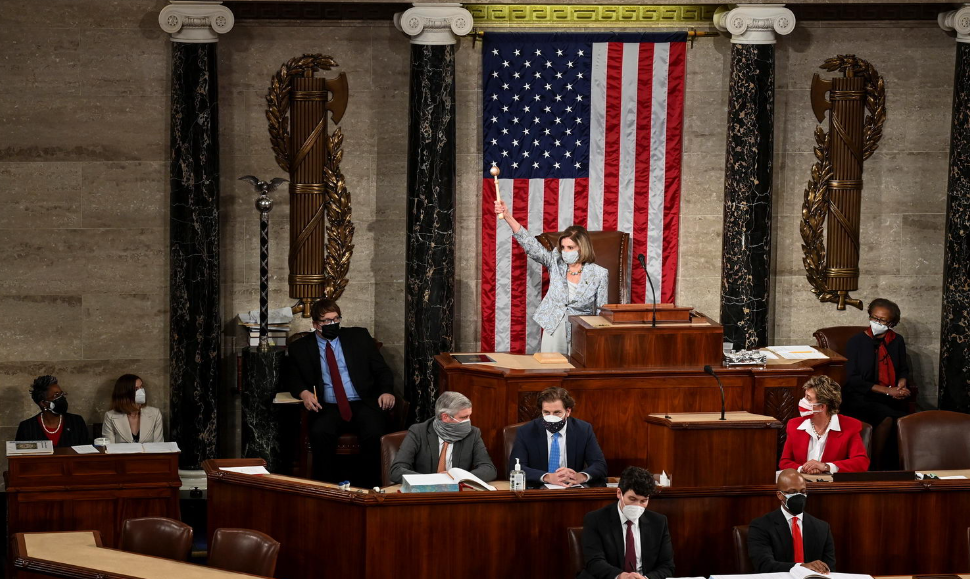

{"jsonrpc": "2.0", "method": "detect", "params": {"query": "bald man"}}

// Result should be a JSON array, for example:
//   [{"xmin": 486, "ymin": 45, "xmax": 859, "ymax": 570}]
[{"xmin": 747, "ymin": 469, "xmax": 836, "ymax": 573}]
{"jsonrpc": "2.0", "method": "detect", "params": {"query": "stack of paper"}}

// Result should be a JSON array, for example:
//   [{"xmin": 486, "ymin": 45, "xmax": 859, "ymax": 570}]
[
  {"xmin": 104, "ymin": 442, "xmax": 181, "ymax": 454},
  {"xmin": 6, "ymin": 440, "xmax": 54, "ymax": 456}
]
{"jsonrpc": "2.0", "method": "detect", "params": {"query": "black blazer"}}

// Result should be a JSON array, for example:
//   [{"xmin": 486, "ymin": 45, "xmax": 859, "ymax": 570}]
[
  {"xmin": 388, "ymin": 418, "xmax": 497, "ymax": 484},
  {"xmin": 844, "ymin": 331, "xmax": 910, "ymax": 402},
  {"xmin": 507, "ymin": 416, "xmax": 608, "ymax": 484},
  {"xmin": 748, "ymin": 508, "xmax": 836, "ymax": 572},
  {"xmin": 283, "ymin": 328, "xmax": 394, "ymax": 407},
  {"xmin": 579, "ymin": 503, "xmax": 675, "ymax": 579},
  {"xmin": 16, "ymin": 413, "xmax": 90, "ymax": 447}
]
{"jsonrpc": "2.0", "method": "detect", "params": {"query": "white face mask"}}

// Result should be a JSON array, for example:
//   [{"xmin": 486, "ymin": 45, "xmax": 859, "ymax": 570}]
[
  {"xmin": 543, "ymin": 414, "xmax": 563, "ymax": 423},
  {"xmin": 798, "ymin": 397, "xmax": 822, "ymax": 417},
  {"xmin": 870, "ymin": 321, "xmax": 889, "ymax": 336},
  {"xmin": 134, "ymin": 389, "xmax": 147, "ymax": 405},
  {"xmin": 561, "ymin": 250, "xmax": 579, "ymax": 265},
  {"xmin": 621, "ymin": 504, "xmax": 645, "ymax": 521}
]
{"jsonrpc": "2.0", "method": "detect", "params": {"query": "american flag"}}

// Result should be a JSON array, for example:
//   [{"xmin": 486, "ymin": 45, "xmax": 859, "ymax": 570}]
[{"xmin": 481, "ymin": 32, "xmax": 687, "ymax": 353}]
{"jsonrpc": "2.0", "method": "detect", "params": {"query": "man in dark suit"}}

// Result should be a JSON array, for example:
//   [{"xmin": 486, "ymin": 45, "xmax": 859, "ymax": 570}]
[
  {"xmin": 508, "ymin": 386, "xmax": 607, "ymax": 486},
  {"xmin": 580, "ymin": 466, "xmax": 674, "ymax": 579},
  {"xmin": 389, "ymin": 391, "xmax": 496, "ymax": 484},
  {"xmin": 748, "ymin": 468, "xmax": 836, "ymax": 573},
  {"xmin": 283, "ymin": 299, "xmax": 395, "ymax": 487}
]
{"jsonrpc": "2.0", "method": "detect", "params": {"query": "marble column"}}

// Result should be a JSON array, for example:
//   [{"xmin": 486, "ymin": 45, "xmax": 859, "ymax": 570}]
[
  {"xmin": 714, "ymin": 5, "xmax": 795, "ymax": 350},
  {"xmin": 938, "ymin": 7, "xmax": 970, "ymax": 412},
  {"xmin": 159, "ymin": 1, "xmax": 233, "ymax": 468},
  {"xmin": 395, "ymin": 4, "xmax": 472, "ymax": 422}
]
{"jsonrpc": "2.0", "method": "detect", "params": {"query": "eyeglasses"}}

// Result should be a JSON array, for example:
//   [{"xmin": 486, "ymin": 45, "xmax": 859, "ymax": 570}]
[
  {"xmin": 316, "ymin": 316, "xmax": 342, "ymax": 326},
  {"xmin": 869, "ymin": 315, "xmax": 892, "ymax": 325}
]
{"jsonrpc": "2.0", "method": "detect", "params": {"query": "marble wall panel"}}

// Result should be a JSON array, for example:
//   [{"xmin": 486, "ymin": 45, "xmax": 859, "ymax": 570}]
[
  {"xmin": 0, "ymin": 162, "xmax": 82, "ymax": 229},
  {"xmin": 0, "ymin": 295, "xmax": 82, "ymax": 362},
  {"xmin": 81, "ymin": 161, "xmax": 167, "ymax": 228},
  {"xmin": 0, "ymin": 28, "xmax": 80, "ymax": 95},
  {"xmin": 83, "ymin": 293, "xmax": 168, "ymax": 360},
  {"xmin": 79, "ymin": 28, "xmax": 169, "ymax": 97}
]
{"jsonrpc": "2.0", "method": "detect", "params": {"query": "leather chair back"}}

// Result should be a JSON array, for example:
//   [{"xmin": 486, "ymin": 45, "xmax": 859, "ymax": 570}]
[
  {"xmin": 732, "ymin": 525, "xmax": 752, "ymax": 573},
  {"xmin": 566, "ymin": 527, "xmax": 584, "ymax": 578},
  {"xmin": 502, "ymin": 421, "xmax": 529, "ymax": 475},
  {"xmin": 380, "ymin": 430, "xmax": 408, "ymax": 487},
  {"xmin": 208, "ymin": 528, "xmax": 280, "ymax": 576},
  {"xmin": 898, "ymin": 410, "xmax": 970, "ymax": 470},
  {"xmin": 859, "ymin": 421, "xmax": 873, "ymax": 458},
  {"xmin": 119, "ymin": 517, "xmax": 193, "ymax": 561},
  {"xmin": 812, "ymin": 326, "xmax": 867, "ymax": 356},
  {"xmin": 537, "ymin": 230, "xmax": 630, "ymax": 304}
]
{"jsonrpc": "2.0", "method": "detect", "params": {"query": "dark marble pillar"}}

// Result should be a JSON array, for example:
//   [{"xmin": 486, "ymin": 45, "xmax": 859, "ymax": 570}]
[
  {"xmin": 241, "ymin": 348, "xmax": 286, "ymax": 470},
  {"xmin": 169, "ymin": 41, "xmax": 221, "ymax": 469},
  {"xmin": 719, "ymin": 44, "xmax": 775, "ymax": 351},
  {"xmin": 939, "ymin": 40, "xmax": 970, "ymax": 412},
  {"xmin": 396, "ymin": 6, "xmax": 471, "ymax": 422}
]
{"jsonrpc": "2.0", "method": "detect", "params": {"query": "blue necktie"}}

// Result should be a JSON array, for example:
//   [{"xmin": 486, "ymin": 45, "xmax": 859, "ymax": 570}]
[{"xmin": 548, "ymin": 432, "xmax": 561, "ymax": 473}]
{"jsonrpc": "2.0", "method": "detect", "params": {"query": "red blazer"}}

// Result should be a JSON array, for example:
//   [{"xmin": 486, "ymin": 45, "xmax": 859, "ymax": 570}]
[{"xmin": 779, "ymin": 414, "xmax": 870, "ymax": 473}]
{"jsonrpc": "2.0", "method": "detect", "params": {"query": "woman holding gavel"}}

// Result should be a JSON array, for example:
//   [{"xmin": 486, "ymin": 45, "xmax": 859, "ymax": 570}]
[{"xmin": 494, "ymin": 198, "xmax": 608, "ymax": 355}]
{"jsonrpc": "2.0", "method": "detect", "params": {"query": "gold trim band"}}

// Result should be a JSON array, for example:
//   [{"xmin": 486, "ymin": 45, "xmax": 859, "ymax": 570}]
[
  {"xmin": 824, "ymin": 268, "xmax": 860, "ymax": 278},
  {"xmin": 829, "ymin": 90, "xmax": 866, "ymax": 100},
  {"xmin": 293, "ymin": 90, "xmax": 329, "ymax": 101},
  {"xmin": 290, "ymin": 274, "xmax": 329, "ymax": 284},
  {"xmin": 291, "ymin": 183, "xmax": 326, "ymax": 195},
  {"xmin": 466, "ymin": 4, "xmax": 717, "ymax": 27},
  {"xmin": 828, "ymin": 180, "xmax": 863, "ymax": 190}
]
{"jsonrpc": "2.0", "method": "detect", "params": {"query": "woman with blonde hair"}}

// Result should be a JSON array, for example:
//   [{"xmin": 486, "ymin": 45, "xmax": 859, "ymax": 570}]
[
  {"xmin": 102, "ymin": 374, "xmax": 164, "ymax": 443},
  {"xmin": 779, "ymin": 376, "xmax": 869, "ymax": 474},
  {"xmin": 494, "ymin": 199, "xmax": 608, "ymax": 355}
]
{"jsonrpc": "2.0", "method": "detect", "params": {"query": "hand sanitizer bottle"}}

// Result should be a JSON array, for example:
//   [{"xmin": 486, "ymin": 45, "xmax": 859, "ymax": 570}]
[{"xmin": 510, "ymin": 458, "xmax": 525, "ymax": 491}]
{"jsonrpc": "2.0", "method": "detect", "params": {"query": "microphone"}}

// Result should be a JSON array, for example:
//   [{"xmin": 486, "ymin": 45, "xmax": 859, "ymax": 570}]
[
  {"xmin": 637, "ymin": 253, "xmax": 658, "ymax": 328},
  {"xmin": 704, "ymin": 364, "xmax": 727, "ymax": 421}
]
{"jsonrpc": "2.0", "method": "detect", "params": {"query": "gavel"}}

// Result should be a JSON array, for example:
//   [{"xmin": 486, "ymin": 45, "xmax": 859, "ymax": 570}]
[{"xmin": 490, "ymin": 166, "xmax": 503, "ymax": 219}]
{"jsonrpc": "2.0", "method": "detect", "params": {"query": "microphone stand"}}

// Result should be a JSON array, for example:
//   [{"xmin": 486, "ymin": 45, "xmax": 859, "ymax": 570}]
[
  {"xmin": 704, "ymin": 364, "xmax": 727, "ymax": 420},
  {"xmin": 637, "ymin": 254, "xmax": 658, "ymax": 328}
]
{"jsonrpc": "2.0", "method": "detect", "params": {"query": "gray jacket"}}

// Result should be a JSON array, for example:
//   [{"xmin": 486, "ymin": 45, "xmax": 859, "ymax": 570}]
[
  {"xmin": 512, "ymin": 226, "xmax": 609, "ymax": 342},
  {"xmin": 389, "ymin": 419, "xmax": 497, "ymax": 484}
]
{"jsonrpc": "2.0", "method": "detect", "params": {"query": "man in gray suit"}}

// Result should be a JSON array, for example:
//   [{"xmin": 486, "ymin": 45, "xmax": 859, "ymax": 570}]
[{"xmin": 389, "ymin": 391, "xmax": 497, "ymax": 484}]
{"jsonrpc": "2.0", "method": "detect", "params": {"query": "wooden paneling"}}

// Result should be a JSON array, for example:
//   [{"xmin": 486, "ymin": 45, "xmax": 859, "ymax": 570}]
[{"xmin": 570, "ymin": 315, "xmax": 724, "ymax": 369}]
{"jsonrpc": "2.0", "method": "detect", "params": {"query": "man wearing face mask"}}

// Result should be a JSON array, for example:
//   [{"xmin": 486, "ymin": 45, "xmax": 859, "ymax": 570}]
[
  {"xmin": 16, "ymin": 375, "xmax": 91, "ymax": 447},
  {"xmin": 579, "ymin": 466, "xmax": 674, "ymax": 579},
  {"xmin": 748, "ymin": 468, "xmax": 835, "ymax": 573},
  {"xmin": 283, "ymin": 299, "xmax": 396, "ymax": 487},
  {"xmin": 508, "ymin": 386, "xmax": 607, "ymax": 487},
  {"xmin": 388, "ymin": 391, "xmax": 496, "ymax": 484}
]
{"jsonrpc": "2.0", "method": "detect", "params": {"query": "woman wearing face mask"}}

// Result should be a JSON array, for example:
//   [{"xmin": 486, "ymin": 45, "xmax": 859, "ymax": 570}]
[
  {"xmin": 779, "ymin": 376, "xmax": 870, "ymax": 474},
  {"xmin": 16, "ymin": 375, "xmax": 91, "ymax": 447},
  {"xmin": 102, "ymin": 374, "xmax": 164, "ymax": 444},
  {"xmin": 494, "ymin": 199, "xmax": 609, "ymax": 355},
  {"xmin": 841, "ymin": 298, "xmax": 912, "ymax": 427}
]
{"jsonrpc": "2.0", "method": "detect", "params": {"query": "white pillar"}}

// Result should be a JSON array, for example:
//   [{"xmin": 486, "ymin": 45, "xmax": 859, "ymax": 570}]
[
  {"xmin": 394, "ymin": 3, "xmax": 473, "ymax": 46},
  {"xmin": 714, "ymin": 4, "xmax": 796, "ymax": 44},
  {"xmin": 159, "ymin": 0, "xmax": 234, "ymax": 43}
]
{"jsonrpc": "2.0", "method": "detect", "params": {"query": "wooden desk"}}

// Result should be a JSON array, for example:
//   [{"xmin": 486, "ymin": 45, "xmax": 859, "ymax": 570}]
[
  {"xmin": 11, "ymin": 531, "xmax": 268, "ymax": 579},
  {"xmin": 4, "ymin": 449, "xmax": 181, "ymax": 549},
  {"xmin": 438, "ymin": 351, "xmax": 844, "ymax": 474},
  {"xmin": 571, "ymin": 313, "xmax": 723, "ymax": 368},
  {"xmin": 205, "ymin": 458, "xmax": 970, "ymax": 578}
]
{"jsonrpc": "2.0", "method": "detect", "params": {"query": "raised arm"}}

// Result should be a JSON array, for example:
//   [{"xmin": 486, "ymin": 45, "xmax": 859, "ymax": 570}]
[{"xmin": 495, "ymin": 199, "xmax": 557, "ymax": 269}]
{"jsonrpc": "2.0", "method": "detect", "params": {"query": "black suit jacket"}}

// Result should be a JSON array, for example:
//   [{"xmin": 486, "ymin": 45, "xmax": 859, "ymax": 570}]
[
  {"xmin": 16, "ymin": 413, "xmax": 90, "ymax": 447},
  {"xmin": 844, "ymin": 331, "xmax": 910, "ymax": 401},
  {"xmin": 507, "ymin": 417, "xmax": 608, "ymax": 484},
  {"xmin": 283, "ymin": 328, "xmax": 394, "ymax": 407},
  {"xmin": 579, "ymin": 503, "xmax": 675, "ymax": 579},
  {"xmin": 748, "ymin": 508, "xmax": 836, "ymax": 572},
  {"xmin": 388, "ymin": 418, "xmax": 497, "ymax": 484}
]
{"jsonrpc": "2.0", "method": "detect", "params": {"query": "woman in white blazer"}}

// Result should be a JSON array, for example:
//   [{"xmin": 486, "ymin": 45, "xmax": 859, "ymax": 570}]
[
  {"xmin": 102, "ymin": 374, "xmax": 164, "ymax": 443},
  {"xmin": 494, "ymin": 199, "xmax": 609, "ymax": 355}
]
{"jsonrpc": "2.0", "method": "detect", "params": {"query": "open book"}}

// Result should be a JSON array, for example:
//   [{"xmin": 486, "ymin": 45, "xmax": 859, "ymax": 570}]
[
  {"xmin": 401, "ymin": 468, "xmax": 496, "ymax": 492},
  {"xmin": 713, "ymin": 568, "xmax": 872, "ymax": 579}
]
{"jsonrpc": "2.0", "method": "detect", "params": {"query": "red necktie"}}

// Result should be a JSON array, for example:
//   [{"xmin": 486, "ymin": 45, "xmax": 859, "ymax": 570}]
[
  {"xmin": 791, "ymin": 516, "xmax": 804, "ymax": 563},
  {"xmin": 624, "ymin": 520, "xmax": 637, "ymax": 573},
  {"xmin": 326, "ymin": 341, "xmax": 352, "ymax": 422}
]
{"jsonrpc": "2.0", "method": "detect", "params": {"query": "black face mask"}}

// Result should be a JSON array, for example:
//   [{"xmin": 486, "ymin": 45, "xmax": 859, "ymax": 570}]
[
  {"xmin": 783, "ymin": 492, "xmax": 807, "ymax": 516},
  {"xmin": 318, "ymin": 324, "xmax": 340, "ymax": 340},
  {"xmin": 48, "ymin": 396, "xmax": 69, "ymax": 415},
  {"xmin": 542, "ymin": 416, "xmax": 567, "ymax": 434}
]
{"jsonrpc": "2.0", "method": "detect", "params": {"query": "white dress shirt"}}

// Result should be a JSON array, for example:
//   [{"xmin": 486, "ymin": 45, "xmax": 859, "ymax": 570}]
[
  {"xmin": 781, "ymin": 505, "xmax": 805, "ymax": 572},
  {"xmin": 436, "ymin": 439, "xmax": 455, "ymax": 470},
  {"xmin": 617, "ymin": 502, "xmax": 641, "ymax": 574},
  {"xmin": 797, "ymin": 414, "xmax": 841, "ymax": 474}
]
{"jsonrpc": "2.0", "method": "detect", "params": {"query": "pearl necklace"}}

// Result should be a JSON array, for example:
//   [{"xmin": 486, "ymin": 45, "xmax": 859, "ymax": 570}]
[
  {"xmin": 810, "ymin": 418, "xmax": 830, "ymax": 437},
  {"xmin": 41, "ymin": 414, "xmax": 63, "ymax": 434},
  {"xmin": 567, "ymin": 267, "xmax": 583, "ymax": 276}
]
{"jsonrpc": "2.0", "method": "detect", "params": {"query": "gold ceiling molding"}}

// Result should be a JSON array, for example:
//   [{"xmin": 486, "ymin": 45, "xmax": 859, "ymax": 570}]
[{"xmin": 465, "ymin": 4, "xmax": 719, "ymax": 27}]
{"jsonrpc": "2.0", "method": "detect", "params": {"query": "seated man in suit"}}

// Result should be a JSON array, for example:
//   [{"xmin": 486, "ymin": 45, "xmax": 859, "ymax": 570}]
[
  {"xmin": 283, "ymin": 299, "xmax": 396, "ymax": 487},
  {"xmin": 389, "ymin": 391, "xmax": 496, "ymax": 484},
  {"xmin": 748, "ymin": 468, "xmax": 836, "ymax": 573},
  {"xmin": 507, "ymin": 386, "xmax": 607, "ymax": 486},
  {"xmin": 580, "ymin": 466, "xmax": 674, "ymax": 579}
]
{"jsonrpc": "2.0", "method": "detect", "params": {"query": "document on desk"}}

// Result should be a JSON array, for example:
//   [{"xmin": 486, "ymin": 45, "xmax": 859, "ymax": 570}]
[
  {"xmin": 766, "ymin": 345, "xmax": 829, "ymax": 360},
  {"xmin": 220, "ymin": 466, "xmax": 270, "ymax": 475},
  {"xmin": 543, "ymin": 483, "xmax": 583, "ymax": 489},
  {"xmin": 104, "ymin": 443, "xmax": 144, "ymax": 454},
  {"xmin": 712, "ymin": 570, "xmax": 873, "ymax": 579},
  {"xmin": 143, "ymin": 442, "xmax": 180, "ymax": 453},
  {"xmin": 402, "ymin": 469, "xmax": 497, "ymax": 492},
  {"xmin": 71, "ymin": 445, "xmax": 99, "ymax": 454}
]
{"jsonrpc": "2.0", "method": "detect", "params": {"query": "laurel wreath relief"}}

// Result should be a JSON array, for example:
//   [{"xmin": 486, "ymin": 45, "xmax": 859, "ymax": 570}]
[
  {"xmin": 266, "ymin": 54, "xmax": 354, "ymax": 302},
  {"xmin": 799, "ymin": 55, "xmax": 886, "ymax": 307}
]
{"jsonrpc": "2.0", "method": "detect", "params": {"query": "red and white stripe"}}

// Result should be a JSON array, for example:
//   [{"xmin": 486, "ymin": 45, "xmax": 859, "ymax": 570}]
[{"xmin": 481, "ymin": 41, "xmax": 685, "ymax": 353}]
